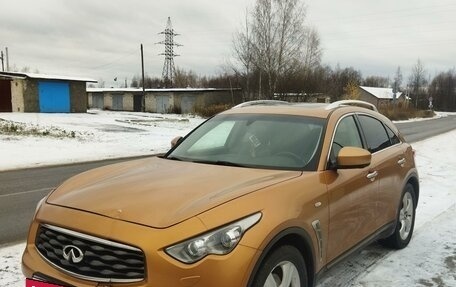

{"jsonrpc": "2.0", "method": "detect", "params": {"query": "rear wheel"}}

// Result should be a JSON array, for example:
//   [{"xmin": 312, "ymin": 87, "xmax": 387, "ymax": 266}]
[
  {"xmin": 381, "ymin": 183, "xmax": 416, "ymax": 249},
  {"xmin": 251, "ymin": 245, "xmax": 307, "ymax": 287}
]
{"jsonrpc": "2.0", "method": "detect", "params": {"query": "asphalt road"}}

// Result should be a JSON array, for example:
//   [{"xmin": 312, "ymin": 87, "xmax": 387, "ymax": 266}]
[
  {"xmin": 1, "ymin": 115, "xmax": 455, "ymax": 245},
  {"xmin": 395, "ymin": 114, "xmax": 456, "ymax": 142},
  {"xmin": 0, "ymin": 156, "xmax": 153, "ymax": 245}
]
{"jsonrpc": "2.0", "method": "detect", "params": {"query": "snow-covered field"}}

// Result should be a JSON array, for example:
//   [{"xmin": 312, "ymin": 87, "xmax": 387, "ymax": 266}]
[
  {"xmin": 0, "ymin": 111, "xmax": 455, "ymax": 286},
  {"xmin": 0, "ymin": 110, "xmax": 204, "ymax": 171}
]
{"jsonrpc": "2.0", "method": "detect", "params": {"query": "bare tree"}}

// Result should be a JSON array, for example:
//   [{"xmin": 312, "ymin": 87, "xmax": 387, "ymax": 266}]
[
  {"xmin": 363, "ymin": 76, "xmax": 389, "ymax": 88},
  {"xmin": 408, "ymin": 59, "xmax": 427, "ymax": 108},
  {"xmin": 232, "ymin": 10, "xmax": 254, "ymax": 100},
  {"xmin": 174, "ymin": 68, "xmax": 198, "ymax": 88},
  {"xmin": 97, "ymin": 78, "xmax": 105, "ymax": 88},
  {"xmin": 429, "ymin": 69, "xmax": 456, "ymax": 111},
  {"xmin": 302, "ymin": 27, "xmax": 322, "ymax": 73},
  {"xmin": 233, "ymin": 0, "xmax": 310, "ymax": 99},
  {"xmin": 393, "ymin": 66, "xmax": 403, "ymax": 92},
  {"xmin": 392, "ymin": 66, "xmax": 403, "ymax": 106}
]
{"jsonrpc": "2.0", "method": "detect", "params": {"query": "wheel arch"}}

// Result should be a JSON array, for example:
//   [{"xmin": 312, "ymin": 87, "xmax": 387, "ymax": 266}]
[
  {"xmin": 406, "ymin": 172, "xmax": 419, "ymax": 205},
  {"xmin": 246, "ymin": 227, "xmax": 316, "ymax": 287}
]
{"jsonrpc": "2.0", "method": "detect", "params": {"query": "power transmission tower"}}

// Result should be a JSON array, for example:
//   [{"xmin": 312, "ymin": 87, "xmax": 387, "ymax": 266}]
[{"xmin": 157, "ymin": 17, "xmax": 182, "ymax": 88}]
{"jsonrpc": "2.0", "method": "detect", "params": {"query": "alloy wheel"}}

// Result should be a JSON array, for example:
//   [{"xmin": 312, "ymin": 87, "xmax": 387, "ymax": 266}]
[
  {"xmin": 264, "ymin": 261, "xmax": 301, "ymax": 287},
  {"xmin": 399, "ymin": 191, "xmax": 414, "ymax": 240}
]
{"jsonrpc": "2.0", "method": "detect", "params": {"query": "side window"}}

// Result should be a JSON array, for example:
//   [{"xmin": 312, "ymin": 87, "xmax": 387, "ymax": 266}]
[
  {"xmin": 332, "ymin": 116, "xmax": 363, "ymax": 157},
  {"xmin": 386, "ymin": 125, "xmax": 401, "ymax": 145},
  {"xmin": 358, "ymin": 115, "xmax": 391, "ymax": 153}
]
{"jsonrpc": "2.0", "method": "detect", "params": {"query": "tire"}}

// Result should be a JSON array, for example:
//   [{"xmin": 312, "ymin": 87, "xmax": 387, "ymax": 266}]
[
  {"xmin": 251, "ymin": 245, "xmax": 308, "ymax": 287},
  {"xmin": 381, "ymin": 183, "xmax": 416, "ymax": 249}
]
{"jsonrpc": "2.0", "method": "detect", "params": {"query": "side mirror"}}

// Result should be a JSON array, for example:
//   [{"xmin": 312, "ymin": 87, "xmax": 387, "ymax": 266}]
[
  {"xmin": 171, "ymin": 136, "xmax": 183, "ymax": 148},
  {"xmin": 337, "ymin": 147, "xmax": 371, "ymax": 169}
]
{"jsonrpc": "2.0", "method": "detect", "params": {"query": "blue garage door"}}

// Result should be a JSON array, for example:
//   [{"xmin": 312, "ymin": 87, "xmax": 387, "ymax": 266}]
[{"xmin": 39, "ymin": 81, "xmax": 70, "ymax": 113}]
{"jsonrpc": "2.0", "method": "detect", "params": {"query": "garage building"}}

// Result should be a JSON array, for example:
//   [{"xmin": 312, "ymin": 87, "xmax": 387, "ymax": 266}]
[
  {"xmin": 87, "ymin": 88, "xmax": 242, "ymax": 114},
  {"xmin": 0, "ymin": 72, "xmax": 97, "ymax": 113}
]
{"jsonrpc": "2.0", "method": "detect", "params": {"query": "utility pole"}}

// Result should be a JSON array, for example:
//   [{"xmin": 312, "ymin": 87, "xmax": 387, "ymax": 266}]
[
  {"xmin": 141, "ymin": 44, "xmax": 146, "ymax": 112},
  {"xmin": 5, "ymin": 47, "xmax": 9, "ymax": 71},
  {"xmin": 157, "ymin": 17, "xmax": 182, "ymax": 88},
  {"xmin": 0, "ymin": 50, "xmax": 4, "ymax": 71}
]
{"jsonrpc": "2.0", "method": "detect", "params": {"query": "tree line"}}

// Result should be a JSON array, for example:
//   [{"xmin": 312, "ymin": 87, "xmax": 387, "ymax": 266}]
[{"xmin": 124, "ymin": 0, "xmax": 455, "ymax": 111}]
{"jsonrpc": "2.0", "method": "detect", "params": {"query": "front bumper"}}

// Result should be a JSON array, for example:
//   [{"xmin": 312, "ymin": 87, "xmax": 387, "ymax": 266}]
[{"xmin": 22, "ymin": 204, "xmax": 260, "ymax": 287}]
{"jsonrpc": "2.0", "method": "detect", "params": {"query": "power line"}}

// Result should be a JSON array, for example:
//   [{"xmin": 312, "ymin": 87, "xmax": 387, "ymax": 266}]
[{"xmin": 90, "ymin": 49, "xmax": 137, "ymax": 70}]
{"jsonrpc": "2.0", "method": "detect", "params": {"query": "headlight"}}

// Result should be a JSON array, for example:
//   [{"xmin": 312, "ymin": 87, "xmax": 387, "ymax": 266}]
[{"xmin": 165, "ymin": 212, "xmax": 262, "ymax": 264}]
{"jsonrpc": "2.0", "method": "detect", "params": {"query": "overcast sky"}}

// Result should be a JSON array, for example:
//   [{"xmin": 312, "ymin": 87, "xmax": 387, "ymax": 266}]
[{"xmin": 1, "ymin": 0, "xmax": 455, "ymax": 87}]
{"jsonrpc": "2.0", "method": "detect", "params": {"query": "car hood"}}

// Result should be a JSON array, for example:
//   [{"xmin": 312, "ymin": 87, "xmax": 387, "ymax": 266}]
[{"xmin": 47, "ymin": 157, "xmax": 301, "ymax": 228}]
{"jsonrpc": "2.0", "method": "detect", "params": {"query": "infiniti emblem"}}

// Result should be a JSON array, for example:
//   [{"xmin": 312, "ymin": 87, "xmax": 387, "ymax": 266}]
[{"xmin": 62, "ymin": 245, "xmax": 84, "ymax": 263}]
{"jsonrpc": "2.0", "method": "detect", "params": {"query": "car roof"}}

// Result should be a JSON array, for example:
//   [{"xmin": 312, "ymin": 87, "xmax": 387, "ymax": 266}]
[{"xmin": 221, "ymin": 100, "xmax": 378, "ymax": 119}]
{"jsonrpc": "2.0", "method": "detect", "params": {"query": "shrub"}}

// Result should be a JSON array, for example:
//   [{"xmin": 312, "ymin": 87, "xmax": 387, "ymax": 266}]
[
  {"xmin": 168, "ymin": 105, "xmax": 182, "ymax": 114},
  {"xmin": 379, "ymin": 104, "xmax": 435, "ymax": 121},
  {"xmin": 194, "ymin": 104, "xmax": 232, "ymax": 117}
]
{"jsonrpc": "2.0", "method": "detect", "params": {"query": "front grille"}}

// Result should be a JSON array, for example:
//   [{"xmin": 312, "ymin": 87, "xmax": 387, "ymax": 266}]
[{"xmin": 35, "ymin": 224, "xmax": 145, "ymax": 283}]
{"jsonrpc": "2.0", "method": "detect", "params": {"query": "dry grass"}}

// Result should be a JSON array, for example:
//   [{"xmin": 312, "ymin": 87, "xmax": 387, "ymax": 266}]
[
  {"xmin": 379, "ymin": 104, "xmax": 435, "ymax": 121},
  {"xmin": 194, "ymin": 104, "xmax": 232, "ymax": 117},
  {"xmin": 0, "ymin": 119, "xmax": 78, "ymax": 138}
]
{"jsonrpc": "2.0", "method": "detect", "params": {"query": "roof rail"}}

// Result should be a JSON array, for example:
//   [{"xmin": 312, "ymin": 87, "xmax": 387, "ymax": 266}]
[
  {"xmin": 325, "ymin": 100, "xmax": 378, "ymax": 112},
  {"xmin": 232, "ymin": 100, "xmax": 291, "ymax": 109}
]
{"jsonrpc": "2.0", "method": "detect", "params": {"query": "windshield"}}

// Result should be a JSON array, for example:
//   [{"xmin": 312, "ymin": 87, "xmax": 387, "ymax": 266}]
[{"xmin": 166, "ymin": 114, "xmax": 325, "ymax": 171}]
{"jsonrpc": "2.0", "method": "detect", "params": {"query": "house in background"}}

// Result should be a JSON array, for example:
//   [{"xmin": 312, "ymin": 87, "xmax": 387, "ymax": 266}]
[
  {"xmin": 87, "ymin": 88, "xmax": 242, "ymax": 113},
  {"xmin": 0, "ymin": 71, "xmax": 96, "ymax": 113},
  {"xmin": 358, "ymin": 86, "xmax": 409, "ymax": 109}
]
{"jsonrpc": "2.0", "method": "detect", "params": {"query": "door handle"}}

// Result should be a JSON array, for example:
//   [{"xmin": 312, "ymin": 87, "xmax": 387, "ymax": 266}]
[
  {"xmin": 366, "ymin": 171, "xmax": 378, "ymax": 181},
  {"xmin": 397, "ymin": 158, "xmax": 406, "ymax": 167}
]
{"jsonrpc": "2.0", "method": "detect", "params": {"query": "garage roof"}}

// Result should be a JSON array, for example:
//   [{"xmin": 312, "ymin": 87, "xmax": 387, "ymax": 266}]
[{"xmin": 0, "ymin": 71, "xmax": 97, "ymax": 83}]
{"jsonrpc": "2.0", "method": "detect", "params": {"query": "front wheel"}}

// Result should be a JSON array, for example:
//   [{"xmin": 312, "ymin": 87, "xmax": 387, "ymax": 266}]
[
  {"xmin": 251, "ymin": 245, "xmax": 307, "ymax": 287},
  {"xmin": 381, "ymin": 183, "xmax": 416, "ymax": 249}
]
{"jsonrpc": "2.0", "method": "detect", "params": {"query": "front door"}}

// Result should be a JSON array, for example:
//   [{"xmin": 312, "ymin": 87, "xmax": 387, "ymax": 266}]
[
  {"xmin": 325, "ymin": 115, "xmax": 379, "ymax": 262},
  {"xmin": 357, "ymin": 114, "xmax": 404, "ymax": 228}
]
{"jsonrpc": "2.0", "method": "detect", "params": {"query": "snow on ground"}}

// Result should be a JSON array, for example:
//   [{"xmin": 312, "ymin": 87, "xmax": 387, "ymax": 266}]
[
  {"xmin": 0, "ymin": 110, "xmax": 204, "ymax": 171},
  {"xmin": 0, "ymin": 117, "xmax": 455, "ymax": 286},
  {"xmin": 0, "ymin": 243, "xmax": 23, "ymax": 287}
]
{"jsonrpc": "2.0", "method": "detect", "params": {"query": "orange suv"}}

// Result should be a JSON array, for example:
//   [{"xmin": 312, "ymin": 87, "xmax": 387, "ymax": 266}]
[{"xmin": 22, "ymin": 100, "xmax": 419, "ymax": 287}]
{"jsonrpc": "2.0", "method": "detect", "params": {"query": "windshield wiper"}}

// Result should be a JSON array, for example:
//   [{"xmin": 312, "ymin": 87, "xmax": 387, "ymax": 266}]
[
  {"xmin": 166, "ymin": 156, "xmax": 184, "ymax": 161},
  {"xmin": 192, "ymin": 160, "xmax": 247, "ymax": 167},
  {"xmin": 214, "ymin": 160, "xmax": 247, "ymax": 167}
]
